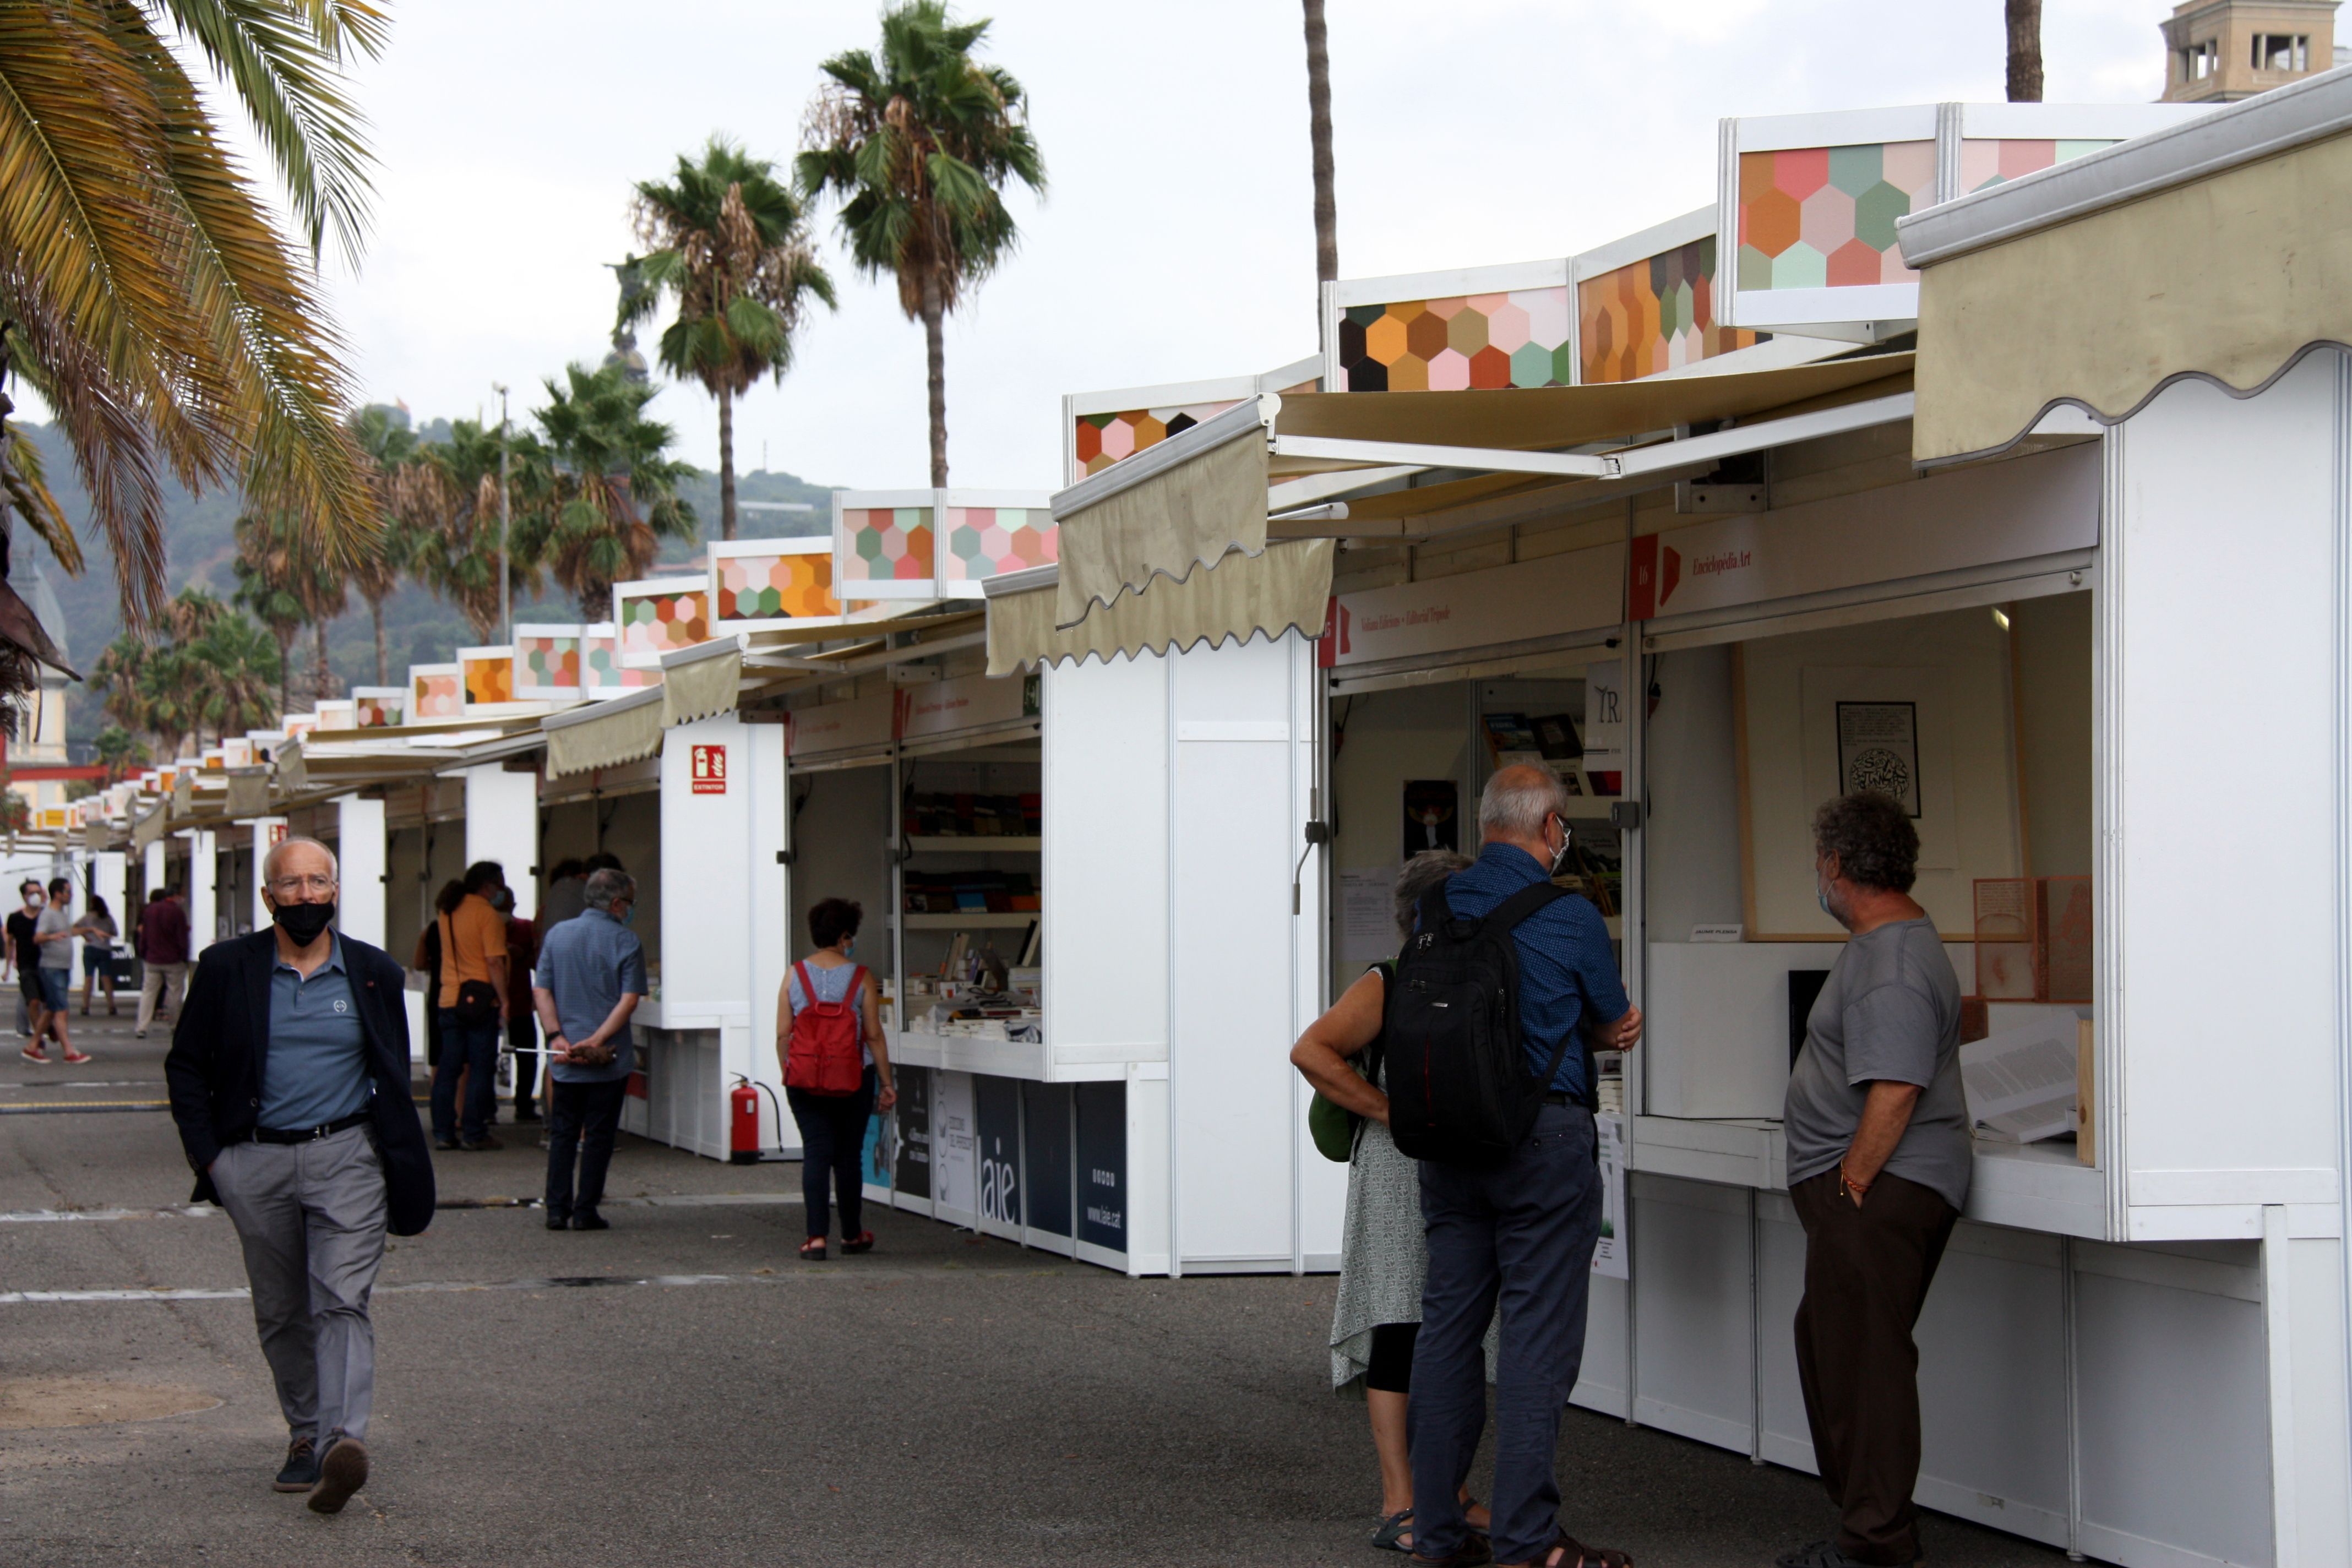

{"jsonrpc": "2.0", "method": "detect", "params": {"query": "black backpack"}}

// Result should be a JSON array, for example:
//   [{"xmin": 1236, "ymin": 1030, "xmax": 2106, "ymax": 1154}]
[{"xmin": 1384, "ymin": 879, "xmax": 1583, "ymax": 1167}]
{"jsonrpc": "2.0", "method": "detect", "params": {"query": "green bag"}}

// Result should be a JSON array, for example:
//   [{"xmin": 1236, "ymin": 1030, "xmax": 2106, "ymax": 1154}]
[
  {"xmin": 1308, "ymin": 1088, "xmax": 1360, "ymax": 1162},
  {"xmin": 1309, "ymin": 961, "xmax": 1389, "ymax": 1163}
]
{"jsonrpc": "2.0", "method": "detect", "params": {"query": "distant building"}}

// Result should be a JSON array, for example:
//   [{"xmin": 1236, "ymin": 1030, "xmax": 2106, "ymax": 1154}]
[
  {"xmin": 2162, "ymin": 0, "xmax": 2341, "ymax": 101},
  {"xmin": 4, "ymin": 558, "xmax": 79, "ymax": 820}
]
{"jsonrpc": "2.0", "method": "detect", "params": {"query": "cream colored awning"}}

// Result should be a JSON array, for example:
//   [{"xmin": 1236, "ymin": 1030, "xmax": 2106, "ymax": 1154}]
[
  {"xmin": 543, "ymin": 688, "xmax": 665, "ymax": 779},
  {"xmin": 987, "ymin": 542, "xmax": 1336, "ymax": 676},
  {"xmin": 225, "ymin": 769, "xmax": 271, "ymax": 819},
  {"xmin": 130, "ymin": 801, "xmax": 167, "ymax": 852},
  {"xmin": 659, "ymin": 640, "xmax": 743, "ymax": 727},
  {"xmin": 1054, "ymin": 398, "xmax": 1275, "ymax": 628},
  {"xmin": 1901, "ymin": 72, "xmax": 2352, "ymax": 463}
]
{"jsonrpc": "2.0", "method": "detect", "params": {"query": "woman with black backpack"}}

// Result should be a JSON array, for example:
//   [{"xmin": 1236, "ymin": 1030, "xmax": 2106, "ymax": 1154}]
[
  {"xmin": 1292, "ymin": 851, "xmax": 1494, "ymax": 1555},
  {"xmin": 776, "ymin": 897, "xmax": 898, "ymax": 1261}
]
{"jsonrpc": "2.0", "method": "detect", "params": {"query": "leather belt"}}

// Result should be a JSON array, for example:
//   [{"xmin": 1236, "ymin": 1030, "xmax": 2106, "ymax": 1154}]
[{"xmin": 251, "ymin": 1109, "xmax": 372, "ymax": 1145}]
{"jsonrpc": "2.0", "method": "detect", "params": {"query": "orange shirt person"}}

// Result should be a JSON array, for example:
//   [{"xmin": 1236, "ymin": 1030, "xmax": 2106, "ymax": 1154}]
[{"xmin": 427, "ymin": 863, "xmax": 511, "ymax": 1151}]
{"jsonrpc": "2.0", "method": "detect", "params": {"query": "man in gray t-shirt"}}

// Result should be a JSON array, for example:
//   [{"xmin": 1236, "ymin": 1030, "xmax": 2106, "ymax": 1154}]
[{"xmin": 1776, "ymin": 794, "xmax": 1970, "ymax": 1568}]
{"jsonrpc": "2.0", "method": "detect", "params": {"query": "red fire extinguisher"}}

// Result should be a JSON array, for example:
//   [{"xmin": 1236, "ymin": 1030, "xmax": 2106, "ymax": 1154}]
[{"xmin": 729, "ymin": 1076, "xmax": 761, "ymax": 1164}]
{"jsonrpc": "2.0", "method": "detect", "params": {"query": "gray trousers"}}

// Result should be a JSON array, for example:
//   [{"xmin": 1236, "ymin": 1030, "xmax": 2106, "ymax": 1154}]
[{"xmin": 210, "ymin": 1125, "xmax": 388, "ymax": 1443}]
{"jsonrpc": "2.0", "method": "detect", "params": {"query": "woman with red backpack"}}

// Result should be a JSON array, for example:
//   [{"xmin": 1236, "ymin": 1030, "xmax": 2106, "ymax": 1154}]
[{"xmin": 777, "ymin": 897, "xmax": 897, "ymax": 1260}]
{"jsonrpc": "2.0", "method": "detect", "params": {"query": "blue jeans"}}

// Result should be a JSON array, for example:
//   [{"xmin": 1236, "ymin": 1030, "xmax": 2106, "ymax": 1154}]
[
  {"xmin": 429, "ymin": 1010, "xmax": 502, "ymax": 1143},
  {"xmin": 36, "ymin": 966, "xmax": 70, "ymax": 1011},
  {"xmin": 1409, "ymin": 1101, "xmax": 1601, "ymax": 1566}
]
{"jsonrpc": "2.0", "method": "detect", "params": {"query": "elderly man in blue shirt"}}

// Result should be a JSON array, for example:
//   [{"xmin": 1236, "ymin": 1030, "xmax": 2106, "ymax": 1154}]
[
  {"xmin": 1407, "ymin": 764, "xmax": 1643, "ymax": 1568},
  {"xmin": 532, "ymin": 867, "xmax": 647, "ymax": 1232},
  {"xmin": 164, "ymin": 835, "xmax": 433, "ymax": 1517}
]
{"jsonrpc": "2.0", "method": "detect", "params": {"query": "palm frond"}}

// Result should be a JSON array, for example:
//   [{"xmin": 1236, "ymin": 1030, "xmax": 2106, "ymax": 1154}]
[{"xmin": 0, "ymin": 421, "xmax": 81, "ymax": 575}]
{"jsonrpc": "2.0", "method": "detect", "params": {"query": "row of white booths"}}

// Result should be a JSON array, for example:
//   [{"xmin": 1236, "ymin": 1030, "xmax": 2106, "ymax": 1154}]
[{"xmin": 85, "ymin": 81, "xmax": 2352, "ymax": 1568}]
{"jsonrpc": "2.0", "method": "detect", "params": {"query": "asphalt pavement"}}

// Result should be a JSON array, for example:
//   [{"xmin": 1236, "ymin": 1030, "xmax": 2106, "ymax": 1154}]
[{"xmin": 0, "ymin": 1008, "xmax": 2084, "ymax": 1566}]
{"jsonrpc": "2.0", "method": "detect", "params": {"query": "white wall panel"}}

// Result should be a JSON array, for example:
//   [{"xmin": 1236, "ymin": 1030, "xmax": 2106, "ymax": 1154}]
[
  {"xmin": 2115, "ymin": 357, "xmax": 2342, "ymax": 1197},
  {"xmin": 335, "ymin": 797, "xmax": 386, "ymax": 951},
  {"xmin": 1630, "ymin": 1174, "xmax": 1755, "ymax": 1450},
  {"xmin": 1912, "ymin": 1226, "xmax": 2070, "ymax": 1546},
  {"xmin": 660, "ymin": 717, "xmax": 753, "ymax": 1012},
  {"xmin": 463, "ymin": 765, "xmax": 540, "ymax": 919}
]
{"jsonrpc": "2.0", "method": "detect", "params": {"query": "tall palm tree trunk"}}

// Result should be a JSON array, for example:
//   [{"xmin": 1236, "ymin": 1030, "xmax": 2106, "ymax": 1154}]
[
  {"xmin": 370, "ymin": 596, "xmax": 387, "ymax": 685},
  {"xmin": 922, "ymin": 272, "xmax": 949, "ymax": 487},
  {"xmin": 718, "ymin": 384, "xmax": 738, "ymax": 541},
  {"xmin": 274, "ymin": 632, "xmax": 293, "ymax": 717},
  {"xmin": 1303, "ymin": 0, "xmax": 1339, "ymax": 324},
  {"xmin": 312, "ymin": 622, "xmax": 333, "ymax": 706},
  {"xmin": 2006, "ymin": 0, "xmax": 2043, "ymax": 101}
]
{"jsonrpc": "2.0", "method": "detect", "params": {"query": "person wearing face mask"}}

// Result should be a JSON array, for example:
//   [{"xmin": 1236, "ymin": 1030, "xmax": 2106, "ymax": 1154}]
[
  {"xmin": 162, "ymin": 836, "xmax": 433, "ymax": 1516},
  {"xmin": 1774, "ymin": 794, "xmax": 1968, "ymax": 1568},
  {"xmin": 777, "ymin": 897, "xmax": 897, "ymax": 1261},
  {"xmin": 1398, "ymin": 764, "xmax": 1642, "ymax": 1568},
  {"xmin": 531, "ymin": 867, "xmax": 647, "ymax": 1231}
]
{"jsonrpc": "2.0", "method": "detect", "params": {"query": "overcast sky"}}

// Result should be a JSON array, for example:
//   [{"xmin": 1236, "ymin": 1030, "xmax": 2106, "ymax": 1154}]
[{"xmin": 312, "ymin": 0, "xmax": 2177, "ymax": 492}]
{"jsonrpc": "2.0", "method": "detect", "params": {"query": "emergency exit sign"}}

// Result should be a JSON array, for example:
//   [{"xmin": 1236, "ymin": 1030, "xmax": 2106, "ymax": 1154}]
[{"xmin": 690, "ymin": 744, "xmax": 727, "ymax": 794}]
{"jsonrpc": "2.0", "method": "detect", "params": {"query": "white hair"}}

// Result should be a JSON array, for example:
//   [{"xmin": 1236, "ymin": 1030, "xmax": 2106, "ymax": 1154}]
[
  {"xmin": 262, "ymin": 835, "xmax": 339, "ymax": 886},
  {"xmin": 1478, "ymin": 766, "xmax": 1570, "ymax": 839}
]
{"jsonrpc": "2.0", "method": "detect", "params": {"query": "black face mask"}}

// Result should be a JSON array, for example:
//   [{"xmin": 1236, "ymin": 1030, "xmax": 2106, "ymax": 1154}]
[{"xmin": 271, "ymin": 901, "xmax": 336, "ymax": 946}]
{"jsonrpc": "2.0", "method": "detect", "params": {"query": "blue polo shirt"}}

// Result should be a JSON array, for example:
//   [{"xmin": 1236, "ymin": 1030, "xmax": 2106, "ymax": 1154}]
[
  {"xmin": 262, "ymin": 934, "xmax": 372, "ymax": 1130},
  {"xmin": 1442, "ymin": 843, "xmax": 1629, "ymax": 1099},
  {"xmin": 535, "ymin": 907, "xmax": 647, "ymax": 1085}
]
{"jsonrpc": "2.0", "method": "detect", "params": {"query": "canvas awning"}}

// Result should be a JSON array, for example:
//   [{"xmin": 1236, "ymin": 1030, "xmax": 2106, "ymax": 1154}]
[
  {"xmin": 1900, "ymin": 68, "xmax": 2352, "ymax": 464},
  {"xmin": 130, "ymin": 799, "xmax": 167, "ymax": 852},
  {"xmin": 1049, "ymin": 352, "xmax": 1914, "ymax": 636},
  {"xmin": 986, "ymin": 543, "xmax": 1335, "ymax": 676},
  {"xmin": 659, "ymin": 638, "xmax": 743, "ymax": 727},
  {"xmin": 543, "ymin": 687, "xmax": 664, "ymax": 778}
]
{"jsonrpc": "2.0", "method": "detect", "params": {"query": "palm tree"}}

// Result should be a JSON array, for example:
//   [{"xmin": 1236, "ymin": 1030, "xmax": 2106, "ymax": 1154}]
[
  {"xmin": 798, "ymin": 1, "xmax": 1044, "ymax": 487},
  {"xmin": 405, "ymin": 420, "xmax": 525, "ymax": 643},
  {"xmin": 1303, "ymin": 1, "xmax": 1338, "ymax": 302},
  {"xmin": 627, "ymin": 143, "xmax": 836, "ymax": 542},
  {"xmin": 0, "ymin": 0, "xmax": 387, "ymax": 696},
  {"xmin": 94, "ymin": 726, "xmax": 148, "ymax": 785},
  {"xmin": 233, "ymin": 510, "xmax": 313, "ymax": 715},
  {"xmin": 190, "ymin": 611, "xmax": 283, "ymax": 745},
  {"xmin": 2006, "ymin": 0, "xmax": 2042, "ymax": 101},
  {"xmin": 518, "ymin": 362, "xmax": 698, "ymax": 620},
  {"xmin": 347, "ymin": 406, "xmax": 419, "ymax": 682}
]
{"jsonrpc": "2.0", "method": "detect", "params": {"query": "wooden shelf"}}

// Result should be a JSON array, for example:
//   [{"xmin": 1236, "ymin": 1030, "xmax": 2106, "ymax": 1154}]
[
  {"xmin": 899, "ymin": 911, "xmax": 1039, "ymax": 930},
  {"xmin": 903, "ymin": 835, "xmax": 1042, "ymax": 852}
]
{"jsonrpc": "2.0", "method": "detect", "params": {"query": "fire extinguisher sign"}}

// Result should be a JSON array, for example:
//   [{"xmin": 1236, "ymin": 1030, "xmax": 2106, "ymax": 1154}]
[{"xmin": 690, "ymin": 744, "xmax": 727, "ymax": 795}]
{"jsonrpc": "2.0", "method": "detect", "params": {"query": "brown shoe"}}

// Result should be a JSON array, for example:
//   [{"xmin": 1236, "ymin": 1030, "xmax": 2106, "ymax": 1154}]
[
  {"xmin": 459, "ymin": 1133, "xmax": 503, "ymax": 1151},
  {"xmin": 308, "ymin": 1434, "xmax": 368, "ymax": 1514}
]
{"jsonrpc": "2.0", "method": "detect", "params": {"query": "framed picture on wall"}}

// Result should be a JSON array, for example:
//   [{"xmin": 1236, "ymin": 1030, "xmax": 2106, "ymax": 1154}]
[
  {"xmin": 1403, "ymin": 779, "xmax": 1460, "ymax": 857},
  {"xmin": 1835, "ymin": 700, "xmax": 1921, "ymax": 816}
]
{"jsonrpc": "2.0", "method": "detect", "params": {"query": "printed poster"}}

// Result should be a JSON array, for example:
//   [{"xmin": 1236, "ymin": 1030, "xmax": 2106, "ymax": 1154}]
[
  {"xmin": 1402, "ymin": 780, "xmax": 1459, "ymax": 857},
  {"xmin": 1340, "ymin": 868, "xmax": 1400, "ymax": 963},
  {"xmin": 1836, "ymin": 701, "xmax": 1920, "ymax": 817},
  {"xmin": 1075, "ymin": 1081, "xmax": 1127, "ymax": 1254},
  {"xmin": 1591, "ymin": 1113, "xmax": 1628, "ymax": 1280},
  {"xmin": 932, "ymin": 1070, "xmax": 977, "ymax": 1222}
]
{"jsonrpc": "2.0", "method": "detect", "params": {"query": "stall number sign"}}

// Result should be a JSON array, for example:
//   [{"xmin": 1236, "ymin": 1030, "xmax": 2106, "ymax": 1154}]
[{"xmin": 690, "ymin": 744, "xmax": 727, "ymax": 795}]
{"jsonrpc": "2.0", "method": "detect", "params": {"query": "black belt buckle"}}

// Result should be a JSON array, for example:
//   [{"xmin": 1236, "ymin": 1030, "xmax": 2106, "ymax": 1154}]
[{"xmin": 254, "ymin": 1109, "xmax": 368, "ymax": 1145}]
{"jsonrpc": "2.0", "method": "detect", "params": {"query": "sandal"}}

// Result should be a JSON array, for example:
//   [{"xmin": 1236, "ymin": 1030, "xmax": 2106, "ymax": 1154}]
[
  {"xmin": 798, "ymin": 1238, "xmax": 827, "ymax": 1261},
  {"xmin": 840, "ymin": 1230, "xmax": 874, "ymax": 1255},
  {"xmin": 1407, "ymin": 1541, "xmax": 1490, "ymax": 1568},
  {"xmin": 1547, "ymin": 1532, "xmax": 1632, "ymax": 1568},
  {"xmin": 1372, "ymin": 1509, "xmax": 1414, "ymax": 1553}
]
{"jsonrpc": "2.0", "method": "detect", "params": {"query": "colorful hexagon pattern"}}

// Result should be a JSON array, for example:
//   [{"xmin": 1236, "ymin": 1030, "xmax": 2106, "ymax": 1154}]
[
  {"xmin": 1738, "ymin": 141, "xmax": 1936, "ymax": 291},
  {"xmin": 351, "ymin": 689, "xmax": 406, "ymax": 728},
  {"xmin": 717, "ymin": 549, "xmax": 839, "ymax": 621},
  {"xmin": 1957, "ymin": 137, "xmax": 2114, "ymax": 194},
  {"xmin": 1072, "ymin": 402, "xmax": 1235, "ymax": 482},
  {"xmin": 941, "ymin": 507, "xmax": 1058, "ymax": 586},
  {"xmin": 1340, "ymin": 288, "xmax": 1572, "ymax": 391},
  {"xmin": 515, "ymin": 630, "xmax": 583, "ymax": 698},
  {"xmin": 461, "ymin": 651, "xmax": 514, "ymax": 707},
  {"xmin": 579, "ymin": 625, "xmax": 657, "ymax": 693},
  {"xmin": 617, "ymin": 586, "xmax": 710, "ymax": 665},
  {"xmin": 840, "ymin": 507, "xmax": 936, "ymax": 586},
  {"xmin": 412, "ymin": 669, "xmax": 462, "ymax": 720},
  {"xmin": 1577, "ymin": 236, "xmax": 1763, "ymax": 384}
]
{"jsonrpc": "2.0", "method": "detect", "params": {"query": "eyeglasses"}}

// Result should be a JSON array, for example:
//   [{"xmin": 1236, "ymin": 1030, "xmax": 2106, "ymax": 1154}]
[{"xmin": 268, "ymin": 875, "xmax": 336, "ymax": 896}]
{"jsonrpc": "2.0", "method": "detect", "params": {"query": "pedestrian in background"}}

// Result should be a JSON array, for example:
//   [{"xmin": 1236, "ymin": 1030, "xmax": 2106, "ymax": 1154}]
[
  {"xmin": 1402, "ymin": 765, "xmax": 1641, "ymax": 1568},
  {"xmin": 533, "ymin": 867, "xmax": 646, "ymax": 1231},
  {"xmin": 495, "ymin": 883, "xmax": 541, "ymax": 1124},
  {"xmin": 538, "ymin": 858, "xmax": 588, "ymax": 931},
  {"xmin": 777, "ymin": 897, "xmax": 896, "ymax": 1261},
  {"xmin": 10, "ymin": 880, "xmax": 47, "ymax": 1059},
  {"xmin": 32, "ymin": 878, "xmax": 89, "ymax": 1064},
  {"xmin": 136, "ymin": 884, "xmax": 192, "ymax": 1039},
  {"xmin": 75, "ymin": 893, "xmax": 121, "ymax": 1017},
  {"xmin": 426, "ymin": 862, "xmax": 509, "ymax": 1152},
  {"xmin": 1776, "ymin": 794, "xmax": 1969, "ymax": 1568},
  {"xmin": 163, "ymin": 836, "xmax": 434, "ymax": 1515},
  {"xmin": 1292, "ymin": 850, "xmax": 1495, "ymax": 1555}
]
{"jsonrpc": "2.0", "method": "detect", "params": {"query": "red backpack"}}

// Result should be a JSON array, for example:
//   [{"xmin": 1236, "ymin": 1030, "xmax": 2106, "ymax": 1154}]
[{"xmin": 785, "ymin": 961, "xmax": 867, "ymax": 1095}]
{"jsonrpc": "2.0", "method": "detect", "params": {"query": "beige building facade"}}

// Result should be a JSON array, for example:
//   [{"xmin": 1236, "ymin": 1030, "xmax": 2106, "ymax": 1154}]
[{"xmin": 2163, "ymin": 0, "xmax": 2341, "ymax": 101}]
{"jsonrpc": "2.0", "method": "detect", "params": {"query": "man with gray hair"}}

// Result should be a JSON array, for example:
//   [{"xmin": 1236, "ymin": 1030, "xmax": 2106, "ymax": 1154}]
[
  {"xmin": 164, "ymin": 835, "xmax": 432, "ymax": 1515},
  {"xmin": 1406, "ymin": 764, "xmax": 1642, "ymax": 1568},
  {"xmin": 532, "ymin": 867, "xmax": 646, "ymax": 1231}
]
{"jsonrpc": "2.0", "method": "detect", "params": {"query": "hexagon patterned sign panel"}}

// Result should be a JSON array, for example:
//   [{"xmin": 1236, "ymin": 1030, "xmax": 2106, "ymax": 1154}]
[
  {"xmin": 1736, "ymin": 140, "xmax": 1937, "ymax": 292},
  {"xmin": 940, "ymin": 504, "xmax": 1056, "ymax": 592},
  {"xmin": 515, "ymin": 627, "xmax": 584, "ymax": 699},
  {"xmin": 839, "ymin": 505, "xmax": 936, "ymax": 595},
  {"xmin": 1338, "ymin": 288, "xmax": 1573, "ymax": 392},
  {"xmin": 1577, "ymin": 236, "xmax": 1761, "ymax": 385},
  {"xmin": 411, "ymin": 665, "xmax": 462, "ymax": 720},
  {"xmin": 614, "ymin": 579, "xmax": 710, "ymax": 669},
  {"xmin": 714, "ymin": 543, "xmax": 838, "ymax": 624}
]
